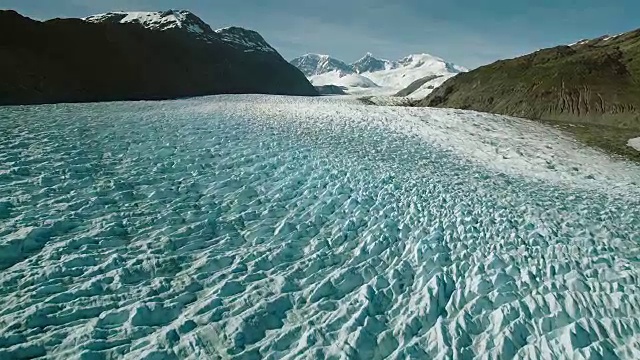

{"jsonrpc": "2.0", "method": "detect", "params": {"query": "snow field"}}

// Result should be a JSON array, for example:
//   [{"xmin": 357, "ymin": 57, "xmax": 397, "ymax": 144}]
[
  {"xmin": 628, "ymin": 137, "xmax": 640, "ymax": 152},
  {"xmin": 0, "ymin": 95, "xmax": 639, "ymax": 359},
  {"xmin": 307, "ymin": 53, "xmax": 464, "ymax": 97},
  {"xmin": 311, "ymin": 72, "xmax": 381, "ymax": 90}
]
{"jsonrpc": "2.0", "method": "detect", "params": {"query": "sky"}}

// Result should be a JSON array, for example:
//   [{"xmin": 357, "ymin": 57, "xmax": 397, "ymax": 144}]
[{"xmin": 3, "ymin": 0, "xmax": 639, "ymax": 69}]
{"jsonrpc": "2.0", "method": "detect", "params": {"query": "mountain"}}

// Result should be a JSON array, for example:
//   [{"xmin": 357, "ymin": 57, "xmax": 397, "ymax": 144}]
[
  {"xmin": 314, "ymin": 85, "xmax": 348, "ymax": 95},
  {"xmin": 84, "ymin": 11, "xmax": 279, "ymax": 54},
  {"xmin": 84, "ymin": 10, "xmax": 215, "ymax": 36},
  {"xmin": 0, "ymin": 10, "xmax": 316, "ymax": 105},
  {"xmin": 394, "ymin": 75, "xmax": 442, "ymax": 97},
  {"xmin": 364, "ymin": 54, "xmax": 465, "ymax": 94},
  {"xmin": 351, "ymin": 52, "xmax": 393, "ymax": 73},
  {"xmin": 214, "ymin": 26, "xmax": 277, "ymax": 53},
  {"xmin": 309, "ymin": 72, "xmax": 380, "ymax": 89},
  {"xmin": 289, "ymin": 54, "xmax": 353, "ymax": 76},
  {"xmin": 419, "ymin": 28, "xmax": 640, "ymax": 130},
  {"xmin": 290, "ymin": 52, "xmax": 467, "ymax": 97}
]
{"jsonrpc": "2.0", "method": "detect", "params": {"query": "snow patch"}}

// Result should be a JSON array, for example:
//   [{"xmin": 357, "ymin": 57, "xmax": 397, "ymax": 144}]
[
  {"xmin": 569, "ymin": 32, "xmax": 625, "ymax": 46},
  {"xmin": 603, "ymin": 33, "xmax": 624, "ymax": 42},
  {"xmin": 569, "ymin": 39, "xmax": 591, "ymax": 46},
  {"xmin": 628, "ymin": 137, "xmax": 640, "ymax": 151},
  {"xmin": 84, "ymin": 10, "xmax": 203, "ymax": 34},
  {"xmin": 310, "ymin": 71, "xmax": 380, "ymax": 89}
]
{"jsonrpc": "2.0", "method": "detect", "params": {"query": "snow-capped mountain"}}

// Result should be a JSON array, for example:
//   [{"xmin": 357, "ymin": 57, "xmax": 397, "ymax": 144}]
[
  {"xmin": 289, "ymin": 54, "xmax": 353, "ymax": 76},
  {"xmin": 84, "ymin": 10, "xmax": 276, "ymax": 53},
  {"xmin": 396, "ymin": 53, "xmax": 467, "ymax": 73},
  {"xmin": 214, "ymin": 26, "xmax": 276, "ymax": 53},
  {"xmin": 84, "ymin": 10, "xmax": 210, "ymax": 33},
  {"xmin": 352, "ymin": 52, "xmax": 394, "ymax": 73},
  {"xmin": 290, "ymin": 52, "xmax": 467, "ymax": 97},
  {"xmin": 0, "ymin": 9, "xmax": 317, "ymax": 105}
]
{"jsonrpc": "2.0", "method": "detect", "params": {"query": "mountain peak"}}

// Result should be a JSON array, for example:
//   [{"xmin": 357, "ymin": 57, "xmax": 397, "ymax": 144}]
[
  {"xmin": 290, "ymin": 54, "xmax": 352, "ymax": 77},
  {"xmin": 352, "ymin": 53, "xmax": 391, "ymax": 73},
  {"xmin": 397, "ymin": 53, "xmax": 468, "ymax": 73},
  {"xmin": 398, "ymin": 53, "xmax": 439, "ymax": 63},
  {"xmin": 299, "ymin": 53, "xmax": 331, "ymax": 59},
  {"xmin": 84, "ymin": 10, "xmax": 210, "ymax": 34},
  {"xmin": 214, "ymin": 26, "xmax": 276, "ymax": 53},
  {"xmin": 84, "ymin": 10, "xmax": 276, "ymax": 53}
]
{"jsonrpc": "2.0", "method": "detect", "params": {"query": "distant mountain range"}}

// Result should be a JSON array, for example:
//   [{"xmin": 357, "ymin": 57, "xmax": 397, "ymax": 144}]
[
  {"xmin": 290, "ymin": 53, "xmax": 467, "ymax": 97},
  {"xmin": 0, "ymin": 10, "xmax": 316, "ymax": 105}
]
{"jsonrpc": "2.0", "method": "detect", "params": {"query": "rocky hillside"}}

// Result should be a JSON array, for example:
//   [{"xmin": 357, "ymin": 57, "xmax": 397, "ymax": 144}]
[
  {"xmin": 314, "ymin": 85, "xmax": 347, "ymax": 95},
  {"xmin": 419, "ymin": 28, "xmax": 640, "ymax": 130},
  {"xmin": 0, "ymin": 10, "xmax": 316, "ymax": 105},
  {"xmin": 394, "ymin": 75, "xmax": 442, "ymax": 97}
]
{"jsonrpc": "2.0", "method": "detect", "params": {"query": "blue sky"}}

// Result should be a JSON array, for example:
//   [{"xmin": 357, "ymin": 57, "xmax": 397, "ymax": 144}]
[{"xmin": 3, "ymin": 0, "xmax": 639, "ymax": 68}]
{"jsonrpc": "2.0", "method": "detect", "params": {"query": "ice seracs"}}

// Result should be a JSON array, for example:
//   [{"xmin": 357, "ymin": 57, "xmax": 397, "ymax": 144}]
[
  {"xmin": 84, "ymin": 10, "xmax": 276, "ymax": 53},
  {"xmin": 290, "ymin": 52, "xmax": 468, "ymax": 97},
  {"xmin": 0, "ymin": 95, "xmax": 639, "ymax": 358}
]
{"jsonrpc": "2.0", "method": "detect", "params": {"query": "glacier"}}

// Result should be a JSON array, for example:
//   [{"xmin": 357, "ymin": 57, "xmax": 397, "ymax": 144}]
[{"xmin": 0, "ymin": 95, "xmax": 639, "ymax": 359}]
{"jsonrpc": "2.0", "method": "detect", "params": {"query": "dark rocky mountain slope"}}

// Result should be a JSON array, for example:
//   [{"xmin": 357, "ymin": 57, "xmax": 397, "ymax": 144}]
[
  {"xmin": 419, "ymin": 29, "xmax": 640, "ymax": 130},
  {"xmin": 394, "ymin": 75, "xmax": 441, "ymax": 97},
  {"xmin": 314, "ymin": 85, "xmax": 348, "ymax": 95},
  {"xmin": 0, "ymin": 10, "xmax": 317, "ymax": 105}
]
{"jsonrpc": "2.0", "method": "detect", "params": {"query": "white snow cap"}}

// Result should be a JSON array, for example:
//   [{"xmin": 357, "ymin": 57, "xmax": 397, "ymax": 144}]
[
  {"xmin": 84, "ymin": 10, "xmax": 205, "ymax": 33},
  {"xmin": 84, "ymin": 10, "xmax": 276, "ymax": 53},
  {"xmin": 214, "ymin": 26, "xmax": 276, "ymax": 53}
]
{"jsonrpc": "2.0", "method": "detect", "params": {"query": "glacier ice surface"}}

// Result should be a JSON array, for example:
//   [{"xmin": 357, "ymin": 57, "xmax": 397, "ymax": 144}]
[{"xmin": 0, "ymin": 95, "xmax": 639, "ymax": 359}]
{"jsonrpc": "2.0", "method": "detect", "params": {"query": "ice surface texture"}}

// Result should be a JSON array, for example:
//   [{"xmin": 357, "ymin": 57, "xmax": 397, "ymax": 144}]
[{"xmin": 0, "ymin": 95, "xmax": 639, "ymax": 359}]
